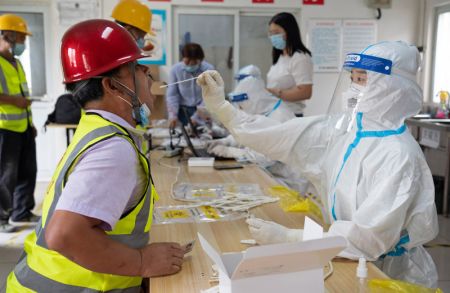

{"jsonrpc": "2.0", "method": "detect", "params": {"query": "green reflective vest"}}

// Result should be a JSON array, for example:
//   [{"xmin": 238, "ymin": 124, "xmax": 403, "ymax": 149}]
[
  {"xmin": 7, "ymin": 113, "xmax": 158, "ymax": 292},
  {"xmin": 0, "ymin": 56, "xmax": 32, "ymax": 132}
]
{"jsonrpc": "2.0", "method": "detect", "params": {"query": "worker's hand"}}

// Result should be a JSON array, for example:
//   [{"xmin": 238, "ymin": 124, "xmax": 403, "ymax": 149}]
[
  {"xmin": 206, "ymin": 135, "xmax": 238, "ymax": 152},
  {"xmin": 246, "ymin": 218, "xmax": 303, "ymax": 244},
  {"xmin": 14, "ymin": 97, "xmax": 32, "ymax": 109},
  {"xmin": 32, "ymin": 125, "xmax": 38, "ymax": 138},
  {"xmin": 139, "ymin": 242, "xmax": 186, "ymax": 277},
  {"xmin": 196, "ymin": 70, "xmax": 226, "ymax": 114},
  {"xmin": 169, "ymin": 118, "xmax": 177, "ymax": 129}
]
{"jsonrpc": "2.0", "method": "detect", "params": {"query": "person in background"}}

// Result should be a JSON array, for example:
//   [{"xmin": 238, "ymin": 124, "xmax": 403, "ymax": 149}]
[
  {"xmin": 266, "ymin": 12, "xmax": 313, "ymax": 117},
  {"xmin": 0, "ymin": 14, "xmax": 39, "ymax": 233},
  {"xmin": 196, "ymin": 41, "xmax": 439, "ymax": 287},
  {"xmin": 166, "ymin": 43, "xmax": 214, "ymax": 129},
  {"xmin": 111, "ymin": 0, "xmax": 155, "ymax": 51},
  {"xmin": 7, "ymin": 19, "xmax": 187, "ymax": 292}
]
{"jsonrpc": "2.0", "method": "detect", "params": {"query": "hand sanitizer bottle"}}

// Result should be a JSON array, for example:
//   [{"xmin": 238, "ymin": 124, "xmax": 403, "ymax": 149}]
[{"xmin": 357, "ymin": 257, "xmax": 368, "ymax": 293}]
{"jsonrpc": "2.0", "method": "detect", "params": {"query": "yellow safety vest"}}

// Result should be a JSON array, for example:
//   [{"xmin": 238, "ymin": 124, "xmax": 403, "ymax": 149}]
[
  {"xmin": 0, "ymin": 56, "xmax": 32, "ymax": 132},
  {"xmin": 7, "ymin": 113, "xmax": 159, "ymax": 292}
]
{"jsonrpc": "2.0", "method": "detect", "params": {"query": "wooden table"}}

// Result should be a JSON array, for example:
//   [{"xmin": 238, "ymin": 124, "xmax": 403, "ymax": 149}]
[
  {"xmin": 46, "ymin": 123, "xmax": 78, "ymax": 146},
  {"xmin": 148, "ymin": 151, "xmax": 388, "ymax": 292}
]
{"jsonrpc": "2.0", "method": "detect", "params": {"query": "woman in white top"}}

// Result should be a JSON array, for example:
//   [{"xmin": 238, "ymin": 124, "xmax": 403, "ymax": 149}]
[{"xmin": 266, "ymin": 12, "xmax": 313, "ymax": 117}]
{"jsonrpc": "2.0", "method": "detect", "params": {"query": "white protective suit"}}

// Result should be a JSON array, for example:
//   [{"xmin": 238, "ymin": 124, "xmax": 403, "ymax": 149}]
[
  {"xmin": 197, "ymin": 41, "xmax": 439, "ymax": 287},
  {"xmin": 210, "ymin": 66, "xmax": 310, "ymax": 193}
]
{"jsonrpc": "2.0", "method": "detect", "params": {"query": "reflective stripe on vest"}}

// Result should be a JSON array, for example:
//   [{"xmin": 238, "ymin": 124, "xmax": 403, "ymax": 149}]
[
  {"xmin": 0, "ymin": 56, "xmax": 31, "ymax": 132},
  {"xmin": 8, "ymin": 113, "xmax": 156, "ymax": 292}
]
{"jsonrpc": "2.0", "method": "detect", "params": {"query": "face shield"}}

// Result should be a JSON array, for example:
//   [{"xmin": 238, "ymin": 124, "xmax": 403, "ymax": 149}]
[{"xmin": 327, "ymin": 53, "xmax": 392, "ymax": 133}]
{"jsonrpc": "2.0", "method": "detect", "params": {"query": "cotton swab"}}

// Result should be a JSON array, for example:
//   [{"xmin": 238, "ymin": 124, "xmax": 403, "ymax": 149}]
[{"xmin": 159, "ymin": 77, "xmax": 199, "ymax": 88}]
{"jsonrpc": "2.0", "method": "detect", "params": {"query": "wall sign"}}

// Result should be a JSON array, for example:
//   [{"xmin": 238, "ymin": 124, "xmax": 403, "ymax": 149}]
[
  {"xmin": 307, "ymin": 19, "xmax": 377, "ymax": 72},
  {"xmin": 303, "ymin": 0, "xmax": 324, "ymax": 5},
  {"xmin": 253, "ymin": 0, "xmax": 274, "ymax": 3},
  {"xmin": 139, "ymin": 10, "xmax": 167, "ymax": 65}
]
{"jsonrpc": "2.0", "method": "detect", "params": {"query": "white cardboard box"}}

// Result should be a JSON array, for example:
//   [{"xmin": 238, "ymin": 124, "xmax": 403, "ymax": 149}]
[{"xmin": 198, "ymin": 217, "xmax": 347, "ymax": 293}]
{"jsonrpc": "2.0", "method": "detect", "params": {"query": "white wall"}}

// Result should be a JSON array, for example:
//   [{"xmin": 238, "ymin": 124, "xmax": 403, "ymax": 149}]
[{"xmin": 1, "ymin": 0, "xmax": 422, "ymax": 180}]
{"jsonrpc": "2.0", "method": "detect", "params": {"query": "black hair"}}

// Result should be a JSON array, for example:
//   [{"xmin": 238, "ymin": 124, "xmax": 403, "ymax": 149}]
[
  {"xmin": 269, "ymin": 12, "xmax": 312, "ymax": 65},
  {"xmin": 65, "ymin": 67, "xmax": 121, "ymax": 108},
  {"xmin": 181, "ymin": 43, "xmax": 205, "ymax": 60}
]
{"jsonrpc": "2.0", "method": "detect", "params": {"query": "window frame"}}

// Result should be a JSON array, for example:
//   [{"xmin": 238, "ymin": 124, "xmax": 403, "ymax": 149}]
[
  {"xmin": 430, "ymin": 4, "xmax": 450, "ymax": 103},
  {"xmin": 0, "ymin": 4, "xmax": 51, "ymax": 98}
]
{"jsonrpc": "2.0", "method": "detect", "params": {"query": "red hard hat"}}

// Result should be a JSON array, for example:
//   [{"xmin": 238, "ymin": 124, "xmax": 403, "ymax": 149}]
[{"xmin": 61, "ymin": 19, "xmax": 147, "ymax": 83}]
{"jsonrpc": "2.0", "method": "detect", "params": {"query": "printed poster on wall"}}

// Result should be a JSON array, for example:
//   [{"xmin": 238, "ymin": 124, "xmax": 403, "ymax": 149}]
[
  {"xmin": 139, "ymin": 10, "xmax": 167, "ymax": 65},
  {"xmin": 307, "ymin": 19, "xmax": 341, "ymax": 72},
  {"xmin": 307, "ymin": 19, "xmax": 377, "ymax": 72},
  {"xmin": 342, "ymin": 20, "xmax": 377, "ymax": 60}
]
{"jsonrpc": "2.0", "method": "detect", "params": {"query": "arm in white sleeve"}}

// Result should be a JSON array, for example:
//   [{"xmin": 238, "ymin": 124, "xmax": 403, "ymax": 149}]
[{"xmin": 217, "ymin": 101, "xmax": 330, "ymax": 170}]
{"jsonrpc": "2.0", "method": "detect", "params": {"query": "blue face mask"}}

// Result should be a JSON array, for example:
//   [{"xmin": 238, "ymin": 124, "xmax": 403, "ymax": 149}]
[
  {"xmin": 185, "ymin": 64, "xmax": 200, "ymax": 73},
  {"xmin": 269, "ymin": 34, "xmax": 286, "ymax": 50},
  {"xmin": 139, "ymin": 103, "xmax": 151, "ymax": 127},
  {"xmin": 136, "ymin": 38, "xmax": 145, "ymax": 49},
  {"xmin": 13, "ymin": 43, "xmax": 26, "ymax": 56}
]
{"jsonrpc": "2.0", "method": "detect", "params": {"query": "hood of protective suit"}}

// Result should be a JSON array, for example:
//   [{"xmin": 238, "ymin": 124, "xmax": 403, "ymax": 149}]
[
  {"xmin": 230, "ymin": 65, "xmax": 281, "ymax": 115},
  {"xmin": 357, "ymin": 41, "xmax": 423, "ymax": 129}
]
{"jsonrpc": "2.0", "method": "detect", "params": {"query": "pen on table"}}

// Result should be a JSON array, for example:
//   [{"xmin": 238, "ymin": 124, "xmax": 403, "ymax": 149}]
[{"xmin": 159, "ymin": 77, "xmax": 199, "ymax": 88}]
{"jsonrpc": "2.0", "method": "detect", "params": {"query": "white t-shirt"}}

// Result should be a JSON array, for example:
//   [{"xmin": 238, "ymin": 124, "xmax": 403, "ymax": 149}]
[{"xmin": 267, "ymin": 51, "xmax": 313, "ymax": 114}]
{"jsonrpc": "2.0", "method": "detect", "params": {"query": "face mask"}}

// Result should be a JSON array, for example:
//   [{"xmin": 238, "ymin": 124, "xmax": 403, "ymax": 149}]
[
  {"xmin": 342, "ymin": 83, "xmax": 365, "ymax": 109},
  {"xmin": 139, "ymin": 103, "xmax": 151, "ymax": 127},
  {"xmin": 269, "ymin": 34, "xmax": 286, "ymax": 50},
  {"xmin": 12, "ymin": 43, "xmax": 26, "ymax": 56},
  {"xmin": 136, "ymin": 38, "xmax": 145, "ymax": 49},
  {"xmin": 184, "ymin": 64, "xmax": 200, "ymax": 73},
  {"xmin": 113, "ymin": 77, "xmax": 151, "ymax": 127}
]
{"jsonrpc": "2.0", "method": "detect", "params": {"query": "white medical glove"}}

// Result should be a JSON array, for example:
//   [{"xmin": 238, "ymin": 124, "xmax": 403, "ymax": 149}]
[
  {"xmin": 207, "ymin": 135, "xmax": 238, "ymax": 152},
  {"xmin": 246, "ymin": 218, "xmax": 303, "ymax": 244},
  {"xmin": 197, "ymin": 70, "xmax": 227, "ymax": 113},
  {"xmin": 208, "ymin": 145, "xmax": 247, "ymax": 159}
]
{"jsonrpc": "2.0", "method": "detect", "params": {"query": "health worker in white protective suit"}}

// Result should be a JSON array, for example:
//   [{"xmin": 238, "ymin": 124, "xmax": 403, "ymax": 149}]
[
  {"xmin": 207, "ymin": 65, "xmax": 294, "ymax": 159},
  {"xmin": 196, "ymin": 41, "xmax": 439, "ymax": 287},
  {"xmin": 207, "ymin": 66, "xmax": 311, "ymax": 193}
]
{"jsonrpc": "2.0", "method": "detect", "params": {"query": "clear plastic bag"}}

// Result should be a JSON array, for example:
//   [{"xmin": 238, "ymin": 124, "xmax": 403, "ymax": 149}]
[
  {"xmin": 368, "ymin": 279, "xmax": 443, "ymax": 293},
  {"xmin": 153, "ymin": 204, "xmax": 246, "ymax": 224},
  {"xmin": 172, "ymin": 183, "xmax": 263, "ymax": 202}
]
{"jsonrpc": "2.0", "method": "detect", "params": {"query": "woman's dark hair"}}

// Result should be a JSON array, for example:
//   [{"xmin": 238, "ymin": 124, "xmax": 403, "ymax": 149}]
[
  {"xmin": 269, "ymin": 12, "xmax": 311, "ymax": 64},
  {"xmin": 181, "ymin": 43, "xmax": 205, "ymax": 60},
  {"xmin": 65, "ymin": 67, "xmax": 121, "ymax": 108}
]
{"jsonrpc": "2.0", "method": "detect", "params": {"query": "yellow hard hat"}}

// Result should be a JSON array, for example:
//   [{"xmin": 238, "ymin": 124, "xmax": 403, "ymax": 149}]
[
  {"xmin": 0, "ymin": 14, "xmax": 32, "ymax": 36},
  {"xmin": 111, "ymin": 0, "xmax": 155, "ymax": 35}
]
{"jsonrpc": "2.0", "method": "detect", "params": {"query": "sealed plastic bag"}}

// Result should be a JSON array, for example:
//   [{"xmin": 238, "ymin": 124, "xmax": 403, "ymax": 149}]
[
  {"xmin": 268, "ymin": 185, "xmax": 325, "ymax": 222},
  {"xmin": 172, "ymin": 183, "xmax": 263, "ymax": 202},
  {"xmin": 368, "ymin": 279, "xmax": 443, "ymax": 293},
  {"xmin": 153, "ymin": 204, "xmax": 246, "ymax": 224}
]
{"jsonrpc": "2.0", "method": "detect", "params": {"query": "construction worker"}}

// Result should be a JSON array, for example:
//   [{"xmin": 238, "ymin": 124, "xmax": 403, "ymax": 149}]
[
  {"xmin": 111, "ymin": 0, "xmax": 155, "ymax": 51},
  {"xmin": 0, "ymin": 14, "xmax": 39, "ymax": 233},
  {"xmin": 6, "ymin": 19, "xmax": 187, "ymax": 292}
]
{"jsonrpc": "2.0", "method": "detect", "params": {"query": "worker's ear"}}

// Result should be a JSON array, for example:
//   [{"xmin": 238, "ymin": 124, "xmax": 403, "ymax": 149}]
[
  {"xmin": 102, "ymin": 77, "xmax": 120, "ymax": 96},
  {"xmin": 1, "ymin": 31, "xmax": 16, "ymax": 44}
]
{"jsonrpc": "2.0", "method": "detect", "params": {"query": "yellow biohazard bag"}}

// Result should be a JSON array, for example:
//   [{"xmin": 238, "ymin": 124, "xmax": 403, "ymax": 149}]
[
  {"xmin": 368, "ymin": 279, "xmax": 443, "ymax": 293},
  {"xmin": 268, "ymin": 185, "xmax": 325, "ymax": 223}
]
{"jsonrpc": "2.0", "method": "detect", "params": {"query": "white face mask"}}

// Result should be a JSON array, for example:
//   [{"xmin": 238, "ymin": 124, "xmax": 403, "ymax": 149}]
[{"xmin": 342, "ymin": 83, "xmax": 365, "ymax": 110}]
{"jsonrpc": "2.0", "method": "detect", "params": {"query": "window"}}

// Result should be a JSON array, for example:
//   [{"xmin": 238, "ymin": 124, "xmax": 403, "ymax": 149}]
[
  {"xmin": 432, "ymin": 6, "xmax": 450, "ymax": 103},
  {"xmin": 174, "ymin": 8, "xmax": 296, "ymax": 92},
  {"xmin": 0, "ymin": 11, "xmax": 46, "ymax": 96}
]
